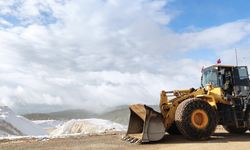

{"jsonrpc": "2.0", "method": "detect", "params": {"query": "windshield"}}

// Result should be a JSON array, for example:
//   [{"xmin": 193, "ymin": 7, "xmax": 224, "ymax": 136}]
[{"xmin": 202, "ymin": 69, "xmax": 218, "ymax": 87}]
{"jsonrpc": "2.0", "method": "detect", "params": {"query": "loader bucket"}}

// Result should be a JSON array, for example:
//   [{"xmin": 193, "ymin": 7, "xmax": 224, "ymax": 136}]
[{"xmin": 123, "ymin": 104, "xmax": 165, "ymax": 143}]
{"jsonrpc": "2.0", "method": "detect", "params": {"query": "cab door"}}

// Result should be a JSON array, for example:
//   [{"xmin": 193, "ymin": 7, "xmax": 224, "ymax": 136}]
[{"xmin": 233, "ymin": 66, "xmax": 250, "ymax": 96}]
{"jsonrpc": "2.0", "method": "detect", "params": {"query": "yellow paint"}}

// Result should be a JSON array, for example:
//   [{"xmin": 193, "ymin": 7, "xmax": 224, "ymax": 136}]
[{"xmin": 159, "ymin": 84, "xmax": 230, "ymax": 130}]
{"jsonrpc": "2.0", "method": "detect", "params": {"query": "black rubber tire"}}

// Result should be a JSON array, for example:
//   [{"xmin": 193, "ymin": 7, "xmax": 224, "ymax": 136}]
[
  {"xmin": 223, "ymin": 125, "xmax": 247, "ymax": 134},
  {"xmin": 246, "ymin": 107, "xmax": 250, "ymax": 131},
  {"xmin": 167, "ymin": 122, "xmax": 181, "ymax": 135},
  {"xmin": 175, "ymin": 98, "xmax": 217, "ymax": 140}
]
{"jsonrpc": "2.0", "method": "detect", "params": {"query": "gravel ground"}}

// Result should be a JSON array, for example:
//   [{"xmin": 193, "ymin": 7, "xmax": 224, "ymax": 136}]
[{"xmin": 0, "ymin": 130, "xmax": 250, "ymax": 150}]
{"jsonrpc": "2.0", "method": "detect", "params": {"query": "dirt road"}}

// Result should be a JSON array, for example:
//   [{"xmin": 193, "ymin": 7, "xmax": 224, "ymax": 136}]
[{"xmin": 0, "ymin": 131, "xmax": 250, "ymax": 150}]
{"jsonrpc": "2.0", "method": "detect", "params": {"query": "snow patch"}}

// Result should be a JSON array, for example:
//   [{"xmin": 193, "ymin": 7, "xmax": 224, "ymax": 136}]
[
  {"xmin": 50, "ymin": 118, "xmax": 126, "ymax": 136},
  {"xmin": 33, "ymin": 120, "xmax": 64, "ymax": 130},
  {"xmin": 0, "ymin": 106, "xmax": 47, "ymax": 137}
]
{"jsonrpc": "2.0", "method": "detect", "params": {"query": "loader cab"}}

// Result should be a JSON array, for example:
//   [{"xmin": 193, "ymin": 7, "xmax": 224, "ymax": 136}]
[{"xmin": 201, "ymin": 65, "xmax": 250, "ymax": 97}]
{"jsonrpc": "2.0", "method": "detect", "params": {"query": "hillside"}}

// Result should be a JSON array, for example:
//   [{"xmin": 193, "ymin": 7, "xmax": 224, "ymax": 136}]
[
  {"xmin": 23, "ymin": 109, "xmax": 96, "ymax": 121},
  {"xmin": 22, "ymin": 105, "xmax": 159, "ymax": 125},
  {"xmin": 97, "ymin": 106, "xmax": 130, "ymax": 125}
]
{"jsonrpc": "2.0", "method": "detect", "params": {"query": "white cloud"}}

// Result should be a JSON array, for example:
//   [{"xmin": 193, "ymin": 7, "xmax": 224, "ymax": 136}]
[
  {"xmin": 181, "ymin": 20, "xmax": 250, "ymax": 50},
  {"xmin": 0, "ymin": 18, "xmax": 12, "ymax": 27},
  {"xmin": 0, "ymin": 0, "xmax": 250, "ymax": 113}
]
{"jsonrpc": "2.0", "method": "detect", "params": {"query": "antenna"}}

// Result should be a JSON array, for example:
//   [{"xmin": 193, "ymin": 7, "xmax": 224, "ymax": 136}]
[{"xmin": 235, "ymin": 48, "xmax": 238, "ymax": 66}]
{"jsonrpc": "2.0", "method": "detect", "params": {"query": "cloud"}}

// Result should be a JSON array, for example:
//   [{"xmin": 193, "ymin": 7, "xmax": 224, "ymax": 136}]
[
  {"xmin": 0, "ymin": 0, "xmax": 250, "ymax": 113},
  {"xmin": 0, "ymin": 18, "xmax": 12, "ymax": 27},
  {"xmin": 181, "ymin": 20, "xmax": 250, "ymax": 50}
]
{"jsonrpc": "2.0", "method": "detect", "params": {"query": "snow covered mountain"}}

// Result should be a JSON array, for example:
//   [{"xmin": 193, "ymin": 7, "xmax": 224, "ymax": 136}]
[{"xmin": 0, "ymin": 106, "xmax": 47, "ymax": 137}]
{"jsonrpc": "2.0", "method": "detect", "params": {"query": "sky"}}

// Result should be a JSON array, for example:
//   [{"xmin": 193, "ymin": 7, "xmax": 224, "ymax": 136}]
[{"xmin": 0, "ymin": 0, "xmax": 250, "ymax": 114}]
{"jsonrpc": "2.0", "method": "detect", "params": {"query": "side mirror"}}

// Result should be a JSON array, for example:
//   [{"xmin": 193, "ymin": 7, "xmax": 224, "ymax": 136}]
[{"xmin": 201, "ymin": 75, "xmax": 204, "ymax": 87}]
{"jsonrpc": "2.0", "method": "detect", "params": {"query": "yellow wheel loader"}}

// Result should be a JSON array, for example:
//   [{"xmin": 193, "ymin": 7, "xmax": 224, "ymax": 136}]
[{"xmin": 123, "ymin": 65, "xmax": 250, "ymax": 143}]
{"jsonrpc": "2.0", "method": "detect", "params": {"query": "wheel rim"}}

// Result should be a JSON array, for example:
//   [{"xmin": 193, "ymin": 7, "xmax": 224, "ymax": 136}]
[{"xmin": 191, "ymin": 109, "xmax": 209, "ymax": 129}]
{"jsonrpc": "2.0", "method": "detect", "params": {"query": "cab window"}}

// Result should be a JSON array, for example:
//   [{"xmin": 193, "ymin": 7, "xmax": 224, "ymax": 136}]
[
  {"xmin": 238, "ymin": 67, "xmax": 248, "ymax": 80},
  {"xmin": 202, "ymin": 69, "xmax": 218, "ymax": 87}
]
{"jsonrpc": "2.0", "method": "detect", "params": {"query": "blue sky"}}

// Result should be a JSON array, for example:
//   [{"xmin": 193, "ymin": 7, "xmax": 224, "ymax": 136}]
[
  {"xmin": 1, "ymin": 0, "xmax": 250, "ymax": 113},
  {"xmin": 1, "ymin": 0, "xmax": 250, "ymax": 30},
  {"xmin": 1, "ymin": 0, "xmax": 250, "ymax": 34},
  {"xmin": 164, "ymin": 0, "xmax": 250, "ymax": 63},
  {"xmin": 169, "ymin": 0, "xmax": 250, "ymax": 32}
]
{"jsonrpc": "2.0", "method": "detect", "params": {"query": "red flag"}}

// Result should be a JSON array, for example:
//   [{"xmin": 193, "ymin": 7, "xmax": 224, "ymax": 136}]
[{"xmin": 216, "ymin": 59, "xmax": 221, "ymax": 64}]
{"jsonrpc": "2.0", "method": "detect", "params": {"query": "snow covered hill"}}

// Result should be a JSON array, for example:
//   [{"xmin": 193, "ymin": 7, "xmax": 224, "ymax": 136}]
[
  {"xmin": 0, "ymin": 106, "xmax": 47, "ymax": 137},
  {"xmin": 0, "ymin": 106, "xmax": 127, "ymax": 139},
  {"xmin": 33, "ymin": 120, "xmax": 64, "ymax": 130},
  {"xmin": 50, "ymin": 119, "xmax": 126, "ymax": 136}
]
